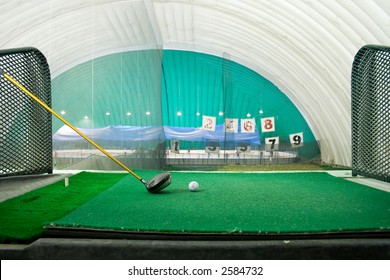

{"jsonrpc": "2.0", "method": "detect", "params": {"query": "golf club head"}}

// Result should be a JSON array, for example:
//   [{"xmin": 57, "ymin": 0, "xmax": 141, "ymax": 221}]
[{"xmin": 146, "ymin": 172, "xmax": 172, "ymax": 193}]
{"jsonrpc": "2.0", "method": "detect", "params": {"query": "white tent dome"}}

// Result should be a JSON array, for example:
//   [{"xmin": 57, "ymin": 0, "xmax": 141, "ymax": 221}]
[{"xmin": 1, "ymin": 0, "xmax": 389, "ymax": 166}]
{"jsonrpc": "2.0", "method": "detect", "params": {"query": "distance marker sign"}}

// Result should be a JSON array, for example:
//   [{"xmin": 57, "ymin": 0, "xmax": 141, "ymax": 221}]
[
  {"xmin": 261, "ymin": 117, "xmax": 275, "ymax": 132},
  {"xmin": 289, "ymin": 132, "xmax": 304, "ymax": 147}
]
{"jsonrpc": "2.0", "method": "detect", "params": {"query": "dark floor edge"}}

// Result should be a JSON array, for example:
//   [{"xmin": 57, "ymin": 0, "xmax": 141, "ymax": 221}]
[
  {"xmin": 0, "ymin": 173, "xmax": 62, "ymax": 182},
  {"xmin": 1, "ymin": 237, "xmax": 390, "ymax": 260},
  {"xmin": 44, "ymin": 226, "xmax": 390, "ymax": 241}
]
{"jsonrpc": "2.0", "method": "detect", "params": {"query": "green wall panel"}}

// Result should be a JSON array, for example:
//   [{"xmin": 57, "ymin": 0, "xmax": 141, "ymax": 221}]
[{"xmin": 162, "ymin": 50, "xmax": 316, "ymax": 144}]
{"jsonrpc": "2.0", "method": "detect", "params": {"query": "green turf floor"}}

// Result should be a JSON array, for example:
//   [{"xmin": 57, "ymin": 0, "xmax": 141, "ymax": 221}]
[
  {"xmin": 50, "ymin": 171, "xmax": 390, "ymax": 235},
  {"xmin": 0, "ymin": 172, "xmax": 127, "ymax": 243}
]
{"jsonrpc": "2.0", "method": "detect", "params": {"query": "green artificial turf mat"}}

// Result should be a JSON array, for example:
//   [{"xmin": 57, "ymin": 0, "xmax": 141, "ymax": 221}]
[
  {"xmin": 0, "ymin": 172, "xmax": 127, "ymax": 243},
  {"xmin": 51, "ymin": 172, "xmax": 390, "ymax": 235}
]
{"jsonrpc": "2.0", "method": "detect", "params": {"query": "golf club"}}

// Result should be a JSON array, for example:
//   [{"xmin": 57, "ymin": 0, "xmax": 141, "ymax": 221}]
[{"xmin": 0, "ymin": 68, "xmax": 171, "ymax": 193}]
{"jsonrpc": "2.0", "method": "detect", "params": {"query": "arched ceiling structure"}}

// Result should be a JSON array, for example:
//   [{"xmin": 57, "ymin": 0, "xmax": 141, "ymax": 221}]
[{"xmin": 1, "ymin": 0, "xmax": 389, "ymax": 166}]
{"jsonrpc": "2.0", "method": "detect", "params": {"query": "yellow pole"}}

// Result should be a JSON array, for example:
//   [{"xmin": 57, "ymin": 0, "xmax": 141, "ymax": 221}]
[{"xmin": 1, "ymin": 70, "xmax": 145, "ymax": 183}]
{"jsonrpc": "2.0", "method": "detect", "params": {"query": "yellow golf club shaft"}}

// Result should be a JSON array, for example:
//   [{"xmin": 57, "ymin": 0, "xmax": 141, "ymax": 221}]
[{"xmin": 1, "ymin": 69, "xmax": 144, "ymax": 183}]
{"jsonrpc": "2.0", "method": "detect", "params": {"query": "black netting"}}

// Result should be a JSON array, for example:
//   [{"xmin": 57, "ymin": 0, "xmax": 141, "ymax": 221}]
[
  {"xmin": 352, "ymin": 45, "xmax": 390, "ymax": 182},
  {"xmin": 50, "ymin": 1, "xmax": 166, "ymax": 171},
  {"xmin": 0, "ymin": 48, "xmax": 52, "ymax": 177}
]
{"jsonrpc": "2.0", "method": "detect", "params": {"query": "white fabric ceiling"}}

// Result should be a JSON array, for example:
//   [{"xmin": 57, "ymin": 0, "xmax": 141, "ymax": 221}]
[{"xmin": 1, "ymin": 0, "xmax": 389, "ymax": 166}]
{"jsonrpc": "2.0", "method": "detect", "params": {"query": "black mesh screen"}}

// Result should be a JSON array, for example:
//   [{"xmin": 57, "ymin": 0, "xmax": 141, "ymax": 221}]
[
  {"xmin": 351, "ymin": 45, "xmax": 389, "ymax": 182},
  {"xmin": 0, "ymin": 47, "xmax": 52, "ymax": 177}
]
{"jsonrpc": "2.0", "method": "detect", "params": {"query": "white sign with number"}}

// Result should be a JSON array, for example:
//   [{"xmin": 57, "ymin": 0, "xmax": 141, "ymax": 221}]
[
  {"xmin": 170, "ymin": 139, "xmax": 180, "ymax": 153},
  {"xmin": 236, "ymin": 144, "xmax": 251, "ymax": 154},
  {"xmin": 205, "ymin": 143, "xmax": 220, "ymax": 154},
  {"xmin": 261, "ymin": 117, "xmax": 275, "ymax": 132},
  {"xmin": 241, "ymin": 118, "xmax": 256, "ymax": 133},
  {"xmin": 289, "ymin": 132, "xmax": 304, "ymax": 147},
  {"xmin": 265, "ymin": 136, "xmax": 279, "ymax": 151},
  {"xmin": 202, "ymin": 115, "xmax": 216, "ymax": 131},
  {"xmin": 224, "ymin": 118, "xmax": 238, "ymax": 133}
]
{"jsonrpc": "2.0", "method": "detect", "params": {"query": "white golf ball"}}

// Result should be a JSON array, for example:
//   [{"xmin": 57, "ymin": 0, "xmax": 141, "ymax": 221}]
[{"xmin": 188, "ymin": 181, "xmax": 199, "ymax": 192}]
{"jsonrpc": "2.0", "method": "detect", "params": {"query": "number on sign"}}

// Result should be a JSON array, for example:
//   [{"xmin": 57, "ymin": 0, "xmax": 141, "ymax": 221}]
[
  {"xmin": 171, "ymin": 139, "xmax": 180, "ymax": 153},
  {"xmin": 261, "ymin": 117, "xmax": 275, "ymax": 132},
  {"xmin": 292, "ymin": 134, "xmax": 301, "ymax": 145},
  {"xmin": 265, "ymin": 137, "xmax": 279, "ymax": 151},
  {"xmin": 264, "ymin": 119, "xmax": 273, "ymax": 130},
  {"xmin": 268, "ymin": 138, "xmax": 276, "ymax": 149},
  {"xmin": 289, "ymin": 132, "xmax": 303, "ymax": 147}
]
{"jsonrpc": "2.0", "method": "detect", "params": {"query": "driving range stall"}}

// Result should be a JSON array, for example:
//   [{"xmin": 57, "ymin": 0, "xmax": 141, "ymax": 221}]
[{"xmin": 0, "ymin": 0, "xmax": 389, "ymax": 260}]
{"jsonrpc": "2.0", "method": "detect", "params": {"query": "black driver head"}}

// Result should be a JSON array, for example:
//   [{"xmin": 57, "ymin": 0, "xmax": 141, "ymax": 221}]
[{"xmin": 146, "ymin": 172, "xmax": 172, "ymax": 193}]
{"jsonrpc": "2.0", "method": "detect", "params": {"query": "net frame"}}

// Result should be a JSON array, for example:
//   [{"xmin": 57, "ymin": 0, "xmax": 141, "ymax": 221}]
[
  {"xmin": 351, "ymin": 45, "xmax": 389, "ymax": 182},
  {"xmin": 0, "ymin": 47, "xmax": 52, "ymax": 177}
]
